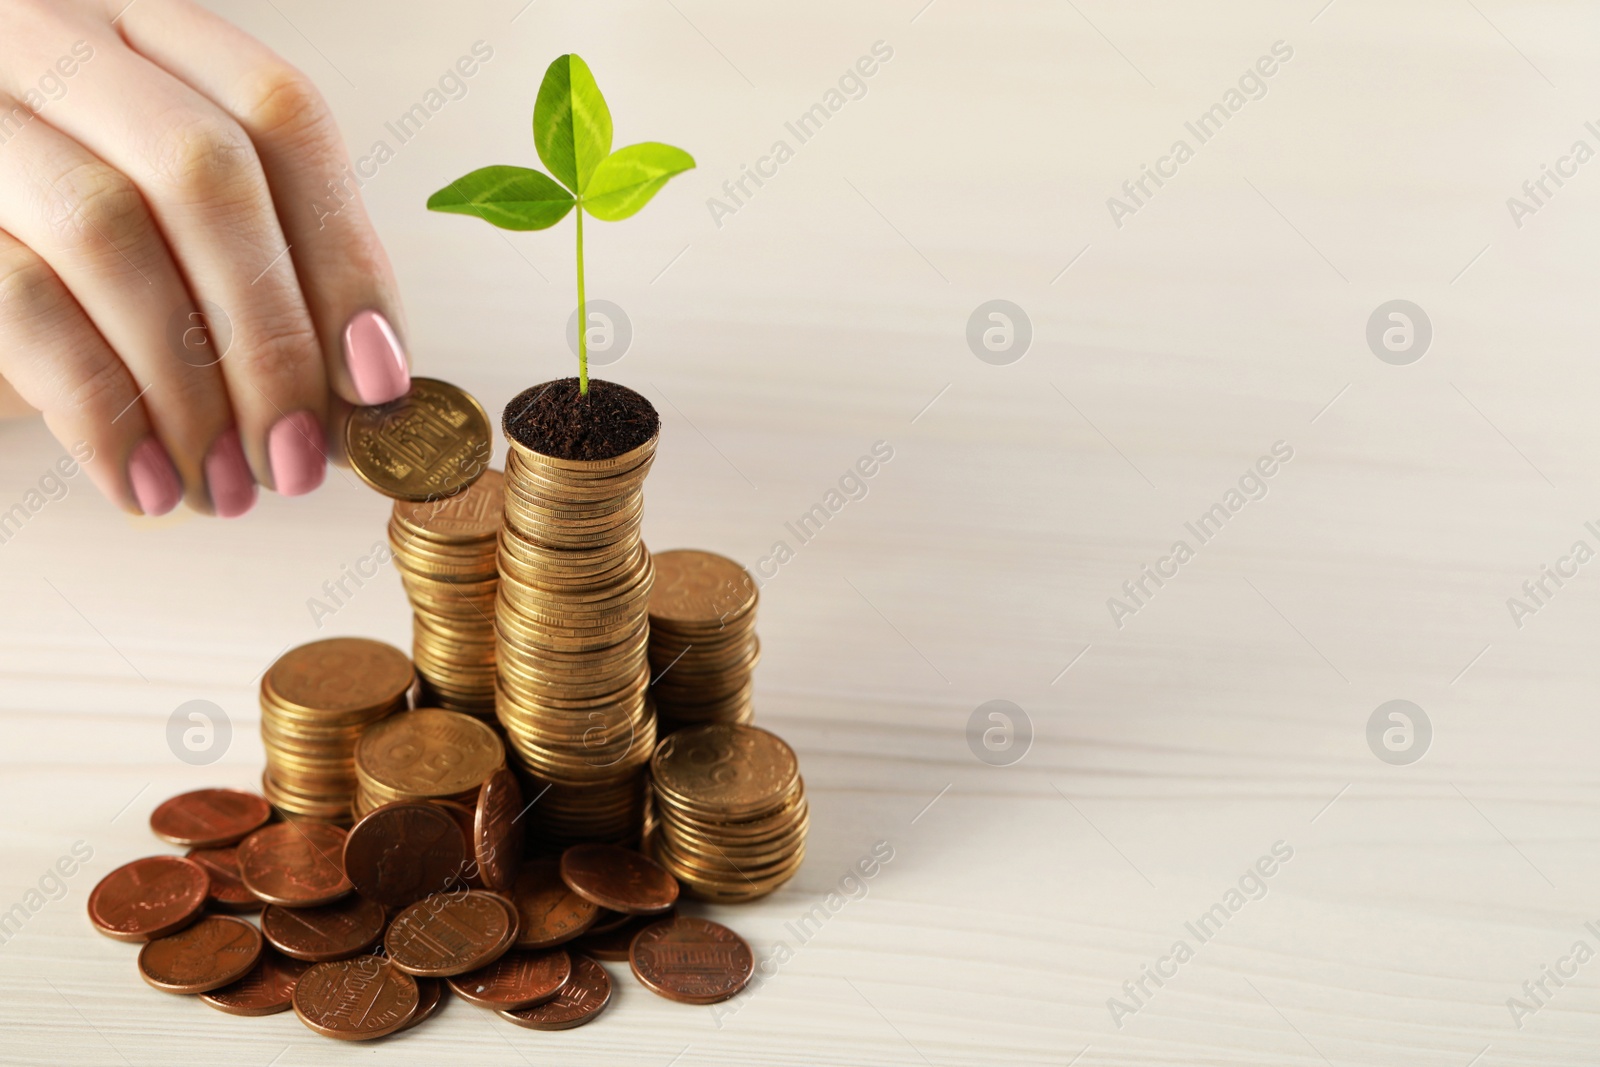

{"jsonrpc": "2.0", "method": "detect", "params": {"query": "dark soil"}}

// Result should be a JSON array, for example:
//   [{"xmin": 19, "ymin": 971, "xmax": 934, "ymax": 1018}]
[{"xmin": 502, "ymin": 378, "xmax": 660, "ymax": 461}]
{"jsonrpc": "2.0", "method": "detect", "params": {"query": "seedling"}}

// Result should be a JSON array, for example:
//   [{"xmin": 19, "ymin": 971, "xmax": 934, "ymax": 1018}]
[{"xmin": 428, "ymin": 54, "xmax": 695, "ymax": 395}]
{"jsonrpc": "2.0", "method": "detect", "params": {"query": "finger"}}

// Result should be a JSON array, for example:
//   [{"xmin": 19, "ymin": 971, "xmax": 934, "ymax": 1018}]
[
  {"xmin": 21, "ymin": 33, "xmax": 329, "ymax": 496},
  {"xmin": 118, "ymin": 0, "xmax": 411, "ymax": 408},
  {"xmin": 0, "ymin": 373, "xmax": 34, "ymax": 419},
  {"xmin": 0, "ymin": 226, "xmax": 179, "ymax": 516},
  {"xmin": 0, "ymin": 99, "xmax": 255, "ymax": 516}
]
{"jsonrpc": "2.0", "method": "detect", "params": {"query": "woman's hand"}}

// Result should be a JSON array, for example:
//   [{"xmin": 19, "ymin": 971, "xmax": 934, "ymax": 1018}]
[{"xmin": 0, "ymin": 0, "xmax": 410, "ymax": 517}]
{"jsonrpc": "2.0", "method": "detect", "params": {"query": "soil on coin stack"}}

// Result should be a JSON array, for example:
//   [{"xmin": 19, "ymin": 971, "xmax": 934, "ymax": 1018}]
[{"xmin": 503, "ymin": 379, "xmax": 659, "ymax": 461}]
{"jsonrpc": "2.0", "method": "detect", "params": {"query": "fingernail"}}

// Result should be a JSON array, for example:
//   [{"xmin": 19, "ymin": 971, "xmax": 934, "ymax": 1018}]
[
  {"xmin": 204, "ymin": 427, "xmax": 256, "ymax": 518},
  {"xmin": 127, "ymin": 436, "xmax": 182, "ymax": 516},
  {"xmin": 267, "ymin": 411, "xmax": 326, "ymax": 496},
  {"xmin": 343, "ymin": 309, "xmax": 410, "ymax": 405}
]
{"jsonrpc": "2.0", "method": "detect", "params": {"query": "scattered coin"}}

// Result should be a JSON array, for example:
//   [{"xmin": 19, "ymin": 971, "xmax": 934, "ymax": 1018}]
[
  {"xmin": 237, "ymin": 821, "xmax": 353, "ymax": 907},
  {"xmin": 385, "ymin": 889, "xmax": 518, "ymax": 977},
  {"xmin": 432, "ymin": 800, "xmax": 487, "ymax": 888},
  {"xmin": 138, "ymin": 914, "xmax": 263, "ymax": 994},
  {"xmin": 186, "ymin": 846, "xmax": 261, "ymax": 911},
  {"xmin": 629, "ymin": 916, "xmax": 753, "ymax": 1005},
  {"xmin": 346, "ymin": 376, "xmax": 492, "ymax": 502},
  {"xmin": 149, "ymin": 788, "xmax": 272, "ymax": 848},
  {"xmin": 343, "ymin": 801, "xmax": 468, "ymax": 907},
  {"xmin": 585, "ymin": 909, "xmax": 631, "ymax": 935},
  {"xmin": 509, "ymin": 857, "xmax": 599, "ymax": 949},
  {"xmin": 400, "ymin": 977, "xmax": 446, "ymax": 1032},
  {"xmin": 447, "ymin": 949, "xmax": 571, "ymax": 1010},
  {"xmin": 261, "ymin": 895, "xmax": 386, "ymax": 962},
  {"xmin": 201, "ymin": 947, "xmax": 312, "ymax": 1016},
  {"xmin": 499, "ymin": 952, "xmax": 612, "ymax": 1030},
  {"xmin": 293, "ymin": 955, "xmax": 420, "ymax": 1041},
  {"xmin": 474, "ymin": 768, "xmax": 525, "ymax": 893},
  {"xmin": 87, "ymin": 855, "xmax": 210, "ymax": 942},
  {"xmin": 560, "ymin": 843, "xmax": 678, "ymax": 915},
  {"xmin": 571, "ymin": 909, "xmax": 672, "ymax": 962}
]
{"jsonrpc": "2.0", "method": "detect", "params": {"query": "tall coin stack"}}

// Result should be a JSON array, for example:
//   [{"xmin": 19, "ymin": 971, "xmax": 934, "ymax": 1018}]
[
  {"xmin": 647, "ymin": 550, "xmax": 760, "ymax": 730},
  {"xmin": 259, "ymin": 638, "xmax": 413, "ymax": 823},
  {"xmin": 494, "ymin": 381, "xmax": 660, "ymax": 848},
  {"xmin": 650, "ymin": 723, "xmax": 808, "ymax": 901},
  {"xmin": 388, "ymin": 470, "xmax": 504, "ymax": 716}
]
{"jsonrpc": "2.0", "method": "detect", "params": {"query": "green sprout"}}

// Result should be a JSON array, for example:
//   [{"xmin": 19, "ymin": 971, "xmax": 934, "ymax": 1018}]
[{"xmin": 427, "ymin": 54, "xmax": 695, "ymax": 395}]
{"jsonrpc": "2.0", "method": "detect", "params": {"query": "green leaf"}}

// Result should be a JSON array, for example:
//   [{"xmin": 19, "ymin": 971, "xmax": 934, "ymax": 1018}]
[
  {"xmin": 581, "ymin": 142, "xmax": 696, "ymax": 222},
  {"xmin": 426, "ymin": 166, "xmax": 575, "ymax": 231},
  {"xmin": 534, "ymin": 54, "xmax": 612, "ymax": 195}
]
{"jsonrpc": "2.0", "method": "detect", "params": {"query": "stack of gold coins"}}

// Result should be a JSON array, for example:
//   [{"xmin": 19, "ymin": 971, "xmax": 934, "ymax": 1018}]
[
  {"xmin": 494, "ymin": 388, "xmax": 659, "ymax": 848},
  {"xmin": 647, "ymin": 550, "xmax": 760, "ymax": 729},
  {"xmin": 387, "ymin": 471, "xmax": 504, "ymax": 716},
  {"xmin": 259, "ymin": 638, "xmax": 413, "ymax": 823},
  {"xmin": 649, "ymin": 723, "xmax": 807, "ymax": 901},
  {"xmin": 353, "ymin": 707, "xmax": 506, "ymax": 817}
]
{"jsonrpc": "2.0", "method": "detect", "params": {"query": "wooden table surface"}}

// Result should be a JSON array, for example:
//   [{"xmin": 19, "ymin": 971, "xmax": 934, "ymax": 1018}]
[{"xmin": 3, "ymin": 0, "xmax": 1599, "ymax": 1063}]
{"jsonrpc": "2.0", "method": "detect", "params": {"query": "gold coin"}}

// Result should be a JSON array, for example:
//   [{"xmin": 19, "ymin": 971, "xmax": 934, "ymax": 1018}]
[
  {"xmin": 392, "ymin": 468, "xmax": 504, "ymax": 538},
  {"xmin": 346, "ymin": 377, "xmax": 492, "ymax": 502},
  {"xmin": 650, "ymin": 724, "xmax": 797, "ymax": 815},
  {"xmin": 356, "ymin": 708, "xmax": 504, "ymax": 799},
  {"xmin": 648, "ymin": 550, "xmax": 757, "ymax": 628},
  {"xmin": 263, "ymin": 638, "xmax": 413, "ymax": 719}
]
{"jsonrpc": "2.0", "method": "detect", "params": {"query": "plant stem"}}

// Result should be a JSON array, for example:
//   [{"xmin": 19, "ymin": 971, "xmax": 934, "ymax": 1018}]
[{"xmin": 575, "ymin": 205, "xmax": 588, "ymax": 396}]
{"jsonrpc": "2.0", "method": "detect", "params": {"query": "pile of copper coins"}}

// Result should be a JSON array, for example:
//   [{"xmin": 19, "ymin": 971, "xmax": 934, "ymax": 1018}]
[
  {"xmin": 91, "ymin": 781, "xmax": 756, "ymax": 1038},
  {"xmin": 647, "ymin": 550, "xmax": 761, "ymax": 728}
]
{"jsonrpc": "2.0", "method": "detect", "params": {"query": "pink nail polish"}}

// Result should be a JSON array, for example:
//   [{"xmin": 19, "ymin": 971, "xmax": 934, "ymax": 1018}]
[
  {"xmin": 127, "ymin": 436, "xmax": 182, "ymax": 516},
  {"xmin": 343, "ymin": 309, "xmax": 410, "ymax": 405},
  {"xmin": 204, "ymin": 427, "xmax": 257, "ymax": 518},
  {"xmin": 267, "ymin": 411, "xmax": 326, "ymax": 496}
]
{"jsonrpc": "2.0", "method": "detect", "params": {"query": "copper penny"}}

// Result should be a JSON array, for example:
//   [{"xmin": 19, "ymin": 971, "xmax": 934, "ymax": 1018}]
[
  {"xmin": 399, "ymin": 977, "xmax": 445, "ymax": 1032},
  {"xmin": 344, "ymin": 801, "xmax": 467, "ymax": 907},
  {"xmin": 629, "ymin": 917, "xmax": 753, "ymax": 1004},
  {"xmin": 586, "ymin": 909, "xmax": 631, "ymax": 935},
  {"xmin": 510, "ymin": 857, "xmax": 598, "ymax": 949},
  {"xmin": 499, "ymin": 952, "xmax": 612, "ymax": 1030},
  {"xmin": 473, "ymin": 767, "xmax": 524, "ymax": 893},
  {"xmin": 201, "ymin": 947, "xmax": 311, "ymax": 1016},
  {"xmin": 138, "ymin": 914, "xmax": 263, "ymax": 994},
  {"xmin": 149, "ymin": 788, "xmax": 271, "ymax": 848},
  {"xmin": 433, "ymin": 800, "xmax": 485, "ymax": 888},
  {"xmin": 238, "ymin": 821, "xmax": 352, "ymax": 907},
  {"xmin": 573, "ymin": 909, "xmax": 673, "ymax": 962},
  {"xmin": 447, "ymin": 948, "xmax": 570, "ymax": 1010},
  {"xmin": 560, "ymin": 844, "xmax": 678, "ymax": 915},
  {"xmin": 386, "ymin": 889, "xmax": 518, "ymax": 977},
  {"xmin": 87, "ymin": 855, "xmax": 209, "ymax": 942},
  {"xmin": 186, "ymin": 846, "xmax": 261, "ymax": 911},
  {"xmin": 293, "ymin": 955, "xmax": 419, "ymax": 1041},
  {"xmin": 260, "ymin": 896, "xmax": 386, "ymax": 962}
]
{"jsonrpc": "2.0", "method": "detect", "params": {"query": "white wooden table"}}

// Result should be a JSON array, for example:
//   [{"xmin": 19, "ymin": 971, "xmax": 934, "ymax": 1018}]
[{"xmin": 3, "ymin": 0, "xmax": 1599, "ymax": 1062}]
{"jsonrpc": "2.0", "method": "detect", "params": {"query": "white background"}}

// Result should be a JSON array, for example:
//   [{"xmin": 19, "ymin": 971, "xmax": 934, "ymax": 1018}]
[{"xmin": 2, "ymin": 0, "xmax": 1599, "ymax": 1063}]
